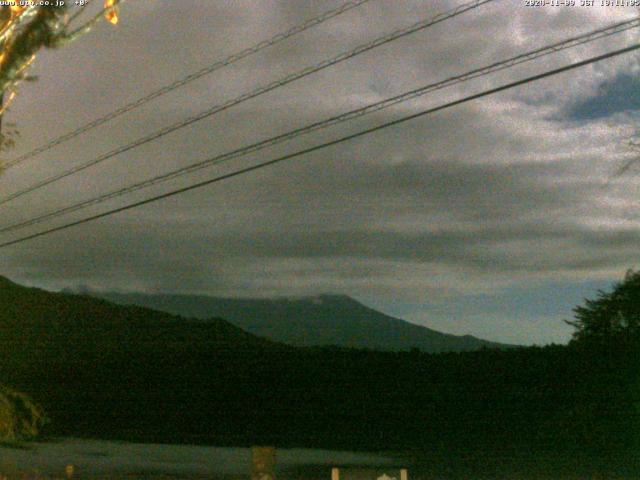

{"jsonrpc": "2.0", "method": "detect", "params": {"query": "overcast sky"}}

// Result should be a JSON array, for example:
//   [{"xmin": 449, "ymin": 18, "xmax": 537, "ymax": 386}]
[{"xmin": 1, "ymin": 0, "xmax": 639, "ymax": 345}]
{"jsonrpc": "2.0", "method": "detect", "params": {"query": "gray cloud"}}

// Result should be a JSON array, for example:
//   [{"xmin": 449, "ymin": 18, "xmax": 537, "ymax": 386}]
[{"xmin": 1, "ymin": 0, "xmax": 640, "ymax": 344}]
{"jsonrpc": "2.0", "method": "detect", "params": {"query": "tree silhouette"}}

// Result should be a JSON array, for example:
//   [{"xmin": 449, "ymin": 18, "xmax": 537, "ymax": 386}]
[{"xmin": 566, "ymin": 269, "xmax": 640, "ymax": 344}]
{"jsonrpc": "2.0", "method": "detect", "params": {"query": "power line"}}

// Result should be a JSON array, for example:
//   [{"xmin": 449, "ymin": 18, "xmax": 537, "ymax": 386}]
[
  {"xmin": 0, "ymin": 0, "xmax": 494, "ymax": 206},
  {"xmin": 1, "ymin": 42, "xmax": 638, "ymax": 249},
  {"xmin": 0, "ymin": 17, "xmax": 637, "ymax": 236},
  {"xmin": 0, "ymin": 0, "xmax": 374, "ymax": 170}
]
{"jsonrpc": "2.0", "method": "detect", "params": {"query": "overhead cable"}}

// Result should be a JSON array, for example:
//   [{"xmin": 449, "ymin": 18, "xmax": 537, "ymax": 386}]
[
  {"xmin": 1, "ymin": 17, "xmax": 637, "ymax": 236},
  {"xmin": 0, "ymin": 0, "xmax": 494, "ymax": 205},
  {"xmin": 2, "ymin": 42, "xmax": 638, "ymax": 248},
  {"xmin": 1, "ymin": 0, "xmax": 375, "ymax": 170}
]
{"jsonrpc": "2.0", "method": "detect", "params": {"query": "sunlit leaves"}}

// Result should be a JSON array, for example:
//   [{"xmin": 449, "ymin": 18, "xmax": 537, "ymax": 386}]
[{"xmin": 105, "ymin": 0, "xmax": 119, "ymax": 25}]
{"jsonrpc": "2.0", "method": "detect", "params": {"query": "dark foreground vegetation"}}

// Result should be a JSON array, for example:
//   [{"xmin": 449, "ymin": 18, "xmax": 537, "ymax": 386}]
[
  {"xmin": 0, "ymin": 385, "xmax": 46, "ymax": 442},
  {"xmin": 0, "ymin": 273, "xmax": 638, "ymax": 477}
]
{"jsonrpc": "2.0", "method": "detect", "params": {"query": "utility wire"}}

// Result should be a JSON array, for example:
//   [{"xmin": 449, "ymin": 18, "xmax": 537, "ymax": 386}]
[
  {"xmin": 1, "ymin": 18, "xmax": 637, "ymax": 236},
  {"xmin": 1, "ymin": 0, "xmax": 374, "ymax": 170},
  {"xmin": 0, "ymin": 0, "xmax": 494, "ymax": 205},
  {"xmin": 1, "ymin": 42, "xmax": 638, "ymax": 249}
]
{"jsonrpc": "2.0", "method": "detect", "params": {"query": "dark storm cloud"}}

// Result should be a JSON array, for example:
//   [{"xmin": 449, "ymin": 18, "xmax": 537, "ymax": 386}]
[{"xmin": 9, "ymin": 154, "xmax": 634, "ymax": 287}]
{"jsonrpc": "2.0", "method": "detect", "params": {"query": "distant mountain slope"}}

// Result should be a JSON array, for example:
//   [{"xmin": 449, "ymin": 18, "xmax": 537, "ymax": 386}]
[
  {"xmin": 0, "ymin": 276, "xmax": 277, "ymax": 357},
  {"xmin": 93, "ymin": 292, "xmax": 512, "ymax": 352},
  {"xmin": 0, "ymin": 275, "xmax": 292, "ymax": 441}
]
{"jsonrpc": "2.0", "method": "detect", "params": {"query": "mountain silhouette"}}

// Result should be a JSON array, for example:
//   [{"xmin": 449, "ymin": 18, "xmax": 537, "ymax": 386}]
[{"xmin": 92, "ymin": 291, "xmax": 512, "ymax": 352}]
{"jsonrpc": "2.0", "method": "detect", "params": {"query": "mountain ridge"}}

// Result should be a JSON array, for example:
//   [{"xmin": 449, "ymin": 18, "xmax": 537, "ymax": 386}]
[{"xmin": 87, "ymin": 289, "xmax": 514, "ymax": 352}]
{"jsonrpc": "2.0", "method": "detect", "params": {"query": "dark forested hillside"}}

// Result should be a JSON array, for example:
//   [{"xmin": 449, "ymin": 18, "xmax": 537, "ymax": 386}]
[
  {"xmin": 91, "ymin": 291, "xmax": 511, "ymax": 352},
  {"xmin": 1, "ymin": 276, "xmax": 638, "ymax": 477},
  {"xmin": 0, "ymin": 275, "xmax": 289, "ymax": 440}
]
